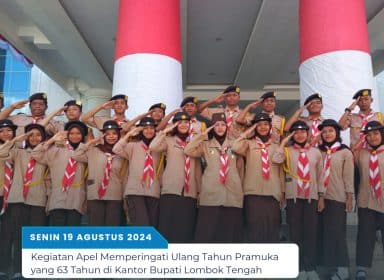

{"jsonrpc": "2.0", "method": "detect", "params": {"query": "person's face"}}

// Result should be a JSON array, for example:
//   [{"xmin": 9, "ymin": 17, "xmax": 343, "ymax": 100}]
[
  {"xmin": 142, "ymin": 125, "xmax": 156, "ymax": 139},
  {"xmin": 183, "ymin": 103, "xmax": 198, "ymax": 117},
  {"xmin": 224, "ymin": 92, "xmax": 240, "ymax": 107},
  {"xmin": 0, "ymin": 127, "xmax": 14, "ymax": 142},
  {"xmin": 113, "ymin": 99, "xmax": 128, "ymax": 115},
  {"xmin": 65, "ymin": 105, "xmax": 82, "ymax": 121},
  {"xmin": 293, "ymin": 129, "xmax": 308, "ymax": 144},
  {"xmin": 27, "ymin": 128, "xmax": 43, "ymax": 147},
  {"xmin": 151, "ymin": 108, "xmax": 164, "ymax": 122},
  {"xmin": 177, "ymin": 120, "xmax": 190, "ymax": 134},
  {"xmin": 104, "ymin": 129, "xmax": 119, "ymax": 145},
  {"xmin": 29, "ymin": 100, "xmax": 47, "ymax": 117},
  {"xmin": 213, "ymin": 121, "xmax": 227, "ymax": 136},
  {"xmin": 256, "ymin": 120, "xmax": 271, "ymax": 136},
  {"xmin": 307, "ymin": 99, "xmax": 323, "ymax": 114},
  {"xmin": 0, "ymin": 99, "xmax": 4, "ymax": 111},
  {"xmin": 261, "ymin": 97, "xmax": 276, "ymax": 112},
  {"xmin": 68, "ymin": 127, "xmax": 83, "ymax": 144},
  {"xmin": 357, "ymin": 96, "xmax": 372, "ymax": 111},
  {"xmin": 321, "ymin": 126, "xmax": 337, "ymax": 143},
  {"xmin": 366, "ymin": 130, "xmax": 382, "ymax": 147}
]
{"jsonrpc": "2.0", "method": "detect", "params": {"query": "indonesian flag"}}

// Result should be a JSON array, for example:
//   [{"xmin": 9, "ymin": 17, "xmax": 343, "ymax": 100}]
[{"xmin": 112, "ymin": 0, "xmax": 183, "ymax": 119}]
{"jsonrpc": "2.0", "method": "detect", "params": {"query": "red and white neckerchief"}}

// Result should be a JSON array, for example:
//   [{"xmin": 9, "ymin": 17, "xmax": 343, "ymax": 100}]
[
  {"xmin": 310, "ymin": 119, "xmax": 320, "ymax": 140},
  {"xmin": 141, "ymin": 142, "xmax": 154, "ymax": 188},
  {"xmin": 62, "ymin": 142, "xmax": 77, "ymax": 192},
  {"xmin": 23, "ymin": 157, "xmax": 36, "ymax": 198},
  {"xmin": 113, "ymin": 117, "xmax": 127, "ymax": 128},
  {"xmin": 189, "ymin": 118, "xmax": 197, "ymax": 136},
  {"xmin": 322, "ymin": 142, "xmax": 341, "ymax": 190},
  {"xmin": 225, "ymin": 107, "xmax": 239, "ymax": 129},
  {"xmin": 98, "ymin": 153, "xmax": 115, "ymax": 199},
  {"xmin": 359, "ymin": 111, "xmax": 376, "ymax": 147},
  {"xmin": 219, "ymin": 146, "xmax": 229, "ymax": 184},
  {"xmin": 256, "ymin": 139, "xmax": 270, "ymax": 180},
  {"xmin": 177, "ymin": 139, "xmax": 190, "ymax": 193},
  {"xmin": 294, "ymin": 144, "xmax": 311, "ymax": 198},
  {"xmin": 368, "ymin": 147, "xmax": 384, "ymax": 200},
  {"xmin": 0, "ymin": 161, "xmax": 14, "ymax": 215}
]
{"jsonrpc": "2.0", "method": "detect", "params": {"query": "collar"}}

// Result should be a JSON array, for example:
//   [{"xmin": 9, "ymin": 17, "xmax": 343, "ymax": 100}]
[{"xmin": 225, "ymin": 106, "xmax": 240, "ymax": 113}]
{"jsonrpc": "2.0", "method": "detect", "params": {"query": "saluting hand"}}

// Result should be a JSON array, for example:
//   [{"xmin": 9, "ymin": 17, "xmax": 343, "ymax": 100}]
[
  {"xmin": 125, "ymin": 126, "xmax": 143, "ymax": 138},
  {"xmin": 52, "ymin": 131, "xmax": 68, "ymax": 142},
  {"xmin": 11, "ymin": 100, "xmax": 28, "ymax": 110},
  {"xmin": 280, "ymin": 131, "xmax": 295, "ymax": 147},
  {"xmin": 239, "ymin": 123, "xmax": 257, "ymax": 139},
  {"xmin": 202, "ymin": 125, "xmax": 215, "ymax": 136},
  {"xmin": 162, "ymin": 122, "xmax": 179, "ymax": 135},
  {"xmin": 86, "ymin": 133, "xmax": 104, "ymax": 147},
  {"xmin": 213, "ymin": 93, "xmax": 225, "ymax": 104},
  {"xmin": 101, "ymin": 100, "xmax": 115, "ymax": 110},
  {"xmin": 12, "ymin": 132, "xmax": 32, "ymax": 143},
  {"xmin": 348, "ymin": 97, "xmax": 360, "ymax": 112}
]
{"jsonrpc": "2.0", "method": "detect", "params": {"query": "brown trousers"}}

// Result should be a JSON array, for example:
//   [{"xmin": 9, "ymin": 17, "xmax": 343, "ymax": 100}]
[
  {"xmin": 49, "ymin": 209, "xmax": 82, "ymax": 226},
  {"xmin": 158, "ymin": 194, "xmax": 197, "ymax": 243},
  {"xmin": 286, "ymin": 198, "xmax": 318, "ymax": 271},
  {"xmin": 244, "ymin": 195, "xmax": 281, "ymax": 243},
  {"xmin": 356, "ymin": 207, "xmax": 384, "ymax": 267},
  {"xmin": 87, "ymin": 200, "xmax": 123, "ymax": 226},
  {"xmin": 321, "ymin": 199, "xmax": 349, "ymax": 267},
  {"xmin": 0, "ymin": 203, "xmax": 46, "ymax": 274},
  {"xmin": 194, "ymin": 205, "xmax": 242, "ymax": 243},
  {"xmin": 126, "ymin": 196, "xmax": 159, "ymax": 227}
]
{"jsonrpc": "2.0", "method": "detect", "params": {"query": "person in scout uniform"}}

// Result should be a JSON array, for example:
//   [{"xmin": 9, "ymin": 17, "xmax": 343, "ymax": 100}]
[
  {"xmin": 121, "ymin": 102, "xmax": 167, "ymax": 132},
  {"xmin": 232, "ymin": 113, "xmax": 284, "ymax": 243},
  {"xmin": 353, "ymin": 121, "xmax": 384, "ymax": 280},
  {"xmin": 113, "ymin": 117, "xmax": 162, "ymax": 226},
  {"xmin": 273, "ymin": 120, "xmax": 324, "ymax": 280},
  {"xmin": 0, "ymin": 93, "xmax": 63, "ymax": 138},
  {"xmin": 184, "ymin": 113, "xmax": 243, "ymax": 242},
  {"xmin": 317, "ymin": 119, "xmax": 354, "ymax": 280},
  {"xmin": 198, "ymin": 85, "xmax": 243, "ymax": 140},
  {"xmin": 81, "ymin": 94, "xmax": 129, "ymax": 130},
  {"xmin": 72, "ymin": 120, "xmax": 125, "ymax": 226},
  {"xmin": 284, "ymin": 93, "xmax": 324, "ymax": 146},
  {"xmin": 0, "ymin": 123, "xmax": 48, "ymax": 280},
  {"xmin": 237, "ymin": 91, "xmax": 285, "ymax": 143},
  {"xmin": 150, "ymin": 112, "xmax": 200, "ymax": 243},
  {"xmin": 157, "ymin": 97, "xmax": 206, "ymax": 136},
  {"xmin": 0, "ymin": 119, "xmax": 18, "ymax": 280},
  {"xmin": 32, "ymin": 120, "xmax": 88, "ymax": 226},
  {"xmin": 339, "ymin": 89, "xmax": 382, "ymax": 150}
]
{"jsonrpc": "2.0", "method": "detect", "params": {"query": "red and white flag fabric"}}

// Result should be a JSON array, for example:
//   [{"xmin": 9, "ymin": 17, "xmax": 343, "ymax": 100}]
[
  {"xmin": 113, "ymin": 0, "xmax": 182, "ymax": 119},
  {"xmin": 299, "ymin": 0, "xmax": 378, "ymax": 145}
]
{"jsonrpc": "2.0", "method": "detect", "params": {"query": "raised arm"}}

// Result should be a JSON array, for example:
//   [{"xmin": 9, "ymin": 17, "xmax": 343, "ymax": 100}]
[
  {"xmin": 0, "ymin": 100, "xmax": 29, "ymax": 120},
  {"xmin": 81, "ymin": 100, "xmax": 115, "ymax": 128}
]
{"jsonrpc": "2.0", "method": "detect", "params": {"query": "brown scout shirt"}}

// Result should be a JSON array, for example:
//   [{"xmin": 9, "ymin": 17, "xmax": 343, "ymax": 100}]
[
  {"xmin": 83, "ymin": 115, "xmax": 128, "ymax": 130},
  {"xmin": 32, "ymin": 143, "xmax": 87, "ymax": 214},
  {"xmin": 149, "ymin": 132, "xmax": 200, "ymax": 199},
  {"xmin": 342, "ymin": 110, "xmax": 382, "ymax": 148},
  {"xmin": 72, "ymin": 143, "xmax": 125, "ymax": 201},
  {"xmin": 9, "ymin": 114, "xmax": 63, "ymax": 138},
  {"xmin": 184, "ymin": 134, "xmax": 243, "ymax": 208},
  {"xmin": 232, "ymin": 138, "xmax": 284, "ymax": 201},
  {"xmin": 200, "ymin": 106, "xmax": 244, "ymax": 140},
  {"xmin": 272, "ymin": 145, "xmax": 324, "ymax": 201},
  {"xmin": 299, "ymin": 116, "xmax": 324, "ymax": 139},
  {"xmin": 356, "ymin": 146, "xmax": 384, "ymax": 213},
  {"xmin": 0, "ymin": 142, "xmax": 48, "ymax": 207},
  {"xmin": 113, "ymin": 140, "xmax": 162, "ymax": 198},
  {"xmin": 320, "ymin": 148, "xmax": 354, "ymax": 203}
]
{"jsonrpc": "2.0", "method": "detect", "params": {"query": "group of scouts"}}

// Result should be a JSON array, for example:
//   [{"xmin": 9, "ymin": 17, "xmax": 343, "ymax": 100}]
[{"xmin": 0, "ymin": 85, "xmax": 381, "ymax": 280}]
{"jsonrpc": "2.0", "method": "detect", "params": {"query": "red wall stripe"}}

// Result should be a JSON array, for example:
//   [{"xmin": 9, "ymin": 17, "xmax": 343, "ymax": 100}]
[
  {"xmin": 115, "ymin": 0, "xmax": 181, "ymax": 62},
  {"xmin": 299, "ymin": 0, "xmax": 370, "ymax": 63}
]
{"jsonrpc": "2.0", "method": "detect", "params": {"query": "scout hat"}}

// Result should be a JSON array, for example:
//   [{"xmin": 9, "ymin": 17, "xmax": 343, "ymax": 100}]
[
  {"xmin": 289, "ymin": 120, "xmax": 309, "ymax": 132},
  {"xmin": 173, "ymin": 112, "xmax": 190, "ymax": 123},
  {"xmin": 353, "ymin": 89, "xmax": 371, "ymax": 100},
  {"xmin": 223, "ymin": 85, "xmax": 240, "ymax": 95},
  {"xmin": 304, "ymin": 93, "xmax": 322, "ymax": 105}
]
